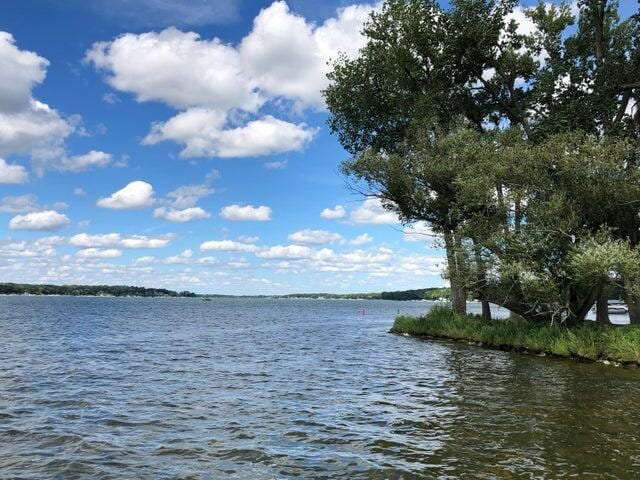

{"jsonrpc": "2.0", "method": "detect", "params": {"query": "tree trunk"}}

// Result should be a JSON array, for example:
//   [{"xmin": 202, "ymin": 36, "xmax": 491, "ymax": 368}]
[
  {"xmin": 595, "ymin": 289, "xmax": 611, "ymax": 326},
  {"xmin": 472, "ymin": 242, "xmax": 490, "ymax": 320},
  {"xmin": 443, "ymin": 229, "xmax": 466, "ymax": 315},
  {"xmin": 565, "ymin": 284, "xmax": 598, "ymax": 327},
  {"xmin": 481, "ymin": 300, "xmax": 492, "ymax": 321},
  {"xmin": 623, "ymin": 277, "xmax": 640, "ymax": 325}
]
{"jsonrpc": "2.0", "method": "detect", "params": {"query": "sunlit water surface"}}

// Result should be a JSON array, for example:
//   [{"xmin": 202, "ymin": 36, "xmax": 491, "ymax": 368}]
[{"xmin": 1, "ymin": 297, "xmax": 639, "ymax": 479}]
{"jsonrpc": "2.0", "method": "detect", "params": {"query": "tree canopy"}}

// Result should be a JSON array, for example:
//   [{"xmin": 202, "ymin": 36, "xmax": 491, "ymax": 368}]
[{"xmin": 324, "ymin": 0, "xmax": 640, "ymax": 325}]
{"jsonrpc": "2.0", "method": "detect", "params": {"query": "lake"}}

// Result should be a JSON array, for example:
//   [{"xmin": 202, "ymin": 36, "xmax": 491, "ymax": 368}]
[{"xmin": 1, "ymin": 296, "xmax": 639, "ymax": 479}]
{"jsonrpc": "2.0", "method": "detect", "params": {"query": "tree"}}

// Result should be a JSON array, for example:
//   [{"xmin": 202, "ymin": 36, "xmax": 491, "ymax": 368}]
[{"xmin": 325, "ymin": 0, "xmax": 640, "ymax": 323}]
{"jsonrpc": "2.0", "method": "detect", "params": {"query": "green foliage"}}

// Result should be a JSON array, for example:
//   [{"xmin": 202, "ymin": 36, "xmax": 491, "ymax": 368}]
[
  {"xmin": 0, "ymin": 283, "xmax": 197, "ymax": 297},
  {"xmin": 324, "ymin": 0, "xmax": 640, "ymax": 322},
  {"xmin": 392, "ymin": 307, "xmax": 640, "ymax": 363}
]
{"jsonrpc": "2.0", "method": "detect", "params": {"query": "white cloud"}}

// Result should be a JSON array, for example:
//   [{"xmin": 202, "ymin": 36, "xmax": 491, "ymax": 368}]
[
  {"xmin": 85, "ymin": 3, "xmax": 375, "ymax": 158},
  {"xmin": 0, "ymin": 238, "xmax": 60, "ymax": 258},
  {"xmin": 164, "ymin": 249, "xmax": 193, "ymax": 264},
  {"xmin": 134, "ymin": 256, "xmax": 156, "ymax": 265},
  {"xmin": 153, "ymin": 206, "xmax": 210, "ymax": 222},
  {"xmin": 0, "ymin": 158, "xmax": 28, "ymax": 183},
  {"xmin": 339, "ymin": 247, "xmax": 393, "ymax": 265},
  {"xmin": 166, "ymin": 183, "xmax": 213, "ymax": 209},
  {"xmin": 119, "ymin": 235, "xmax": 171, "ymax": 248},
  {"xmin": 200, "ymin": 240, "xmax": 258, "ymax": 252},
  {"xmin": 350, "ymin": 198, "xmax": 399, "ymax": 224},
  {"xmin": 0, "ymin": 194, "xmax": 39, "ymax": 213},
  {"xmin": 350, "ymin": 233, "xmax": 373, "ymax": 245},
  {"xmin": 144, "ymin": 109, "xmax": 316, "ymax": 158},
  {"xmin": 0, "ymin": 194, "xmax": 66, "ymax": 213},
  {"xmin": 264, "ymin": 159, "xmax": 287, "ymax": 170},
  {"xmin": 226, "ymin": 257, "xmax": 251, "ymax": 269},
  {"xmin": 76, "ymin": 248, "xmax": 122, "ymax": 258},
  {"xmin": 73, "ymin": 187, "xmax": 86, "ymax": 196},
  {"xmin": 219, "ymin": 204, "xmax": 272, "ymax": 221},
  {"xmin": 320, "ymin": 204, "xmax": 346, "ymax": 220},
  {"xmin": 0, "ymin": 31, "xmax": 47, "ymax": 113},
  {"xmin": 57, "ymin": 150, "xmax": 112, "ymax": 172},
  {"xmin": 69, "ymin": 233, "xmax": 172, "ymax": 249},
  {"xmin": 0, "ymin": 100, "xmax": 73, "ymax": 171},
  {"xmin": 87, "ymin": 3, "xmax": 374, "ymax": 111},
  {"xmin": 240, "ymin": 1, "xmax": 375, "ymax": 109},
  {"xmin": 102, "ymin": 92, "xmax": 120, "ymax": 104},
  {"xmin": 86, "ymin": 28, "xmax": 261, "ymax": 111},
  {"xmin": 238, "ymin": 235, "xmax": 259, "ymax": 244},
  {"xmin": 97, "ymin": 180, "xmax": 155, "ymax": 209},
  {"xmin": 255, "ymin": 244, "xmax": 314, "ymax": 259},
  {"xmin": 288, "ymin": 229, "xmax": 343, "ymax": 245},
  {"xmin": 0, "ymin": 33, "xmax": 85, "ymax": 174},
  {"xmin": 9, "ymin": 210, "xmax": 70, "ymax": 230}
]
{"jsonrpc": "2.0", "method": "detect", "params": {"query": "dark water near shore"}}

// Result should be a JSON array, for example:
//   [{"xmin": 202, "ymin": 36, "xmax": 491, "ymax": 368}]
[{"xmin": 1, "ymin": 297, "xmax": 639, "ymax": 479}]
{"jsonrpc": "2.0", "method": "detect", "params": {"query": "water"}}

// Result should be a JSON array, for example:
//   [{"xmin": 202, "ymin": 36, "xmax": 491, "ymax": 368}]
[{"xmin": 1, "ymin": 297, "xmax": 639, "ymax": 479}]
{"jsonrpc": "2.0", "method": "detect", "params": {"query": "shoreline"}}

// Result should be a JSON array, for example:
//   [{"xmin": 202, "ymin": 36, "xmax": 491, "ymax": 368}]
[{"xmin": 391, "ymin": 307, "xmax": 640, "ymax": 366}]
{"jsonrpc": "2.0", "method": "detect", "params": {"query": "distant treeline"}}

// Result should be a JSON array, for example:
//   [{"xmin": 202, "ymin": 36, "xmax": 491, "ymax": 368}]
[
  {"xmin": 279, "ymin": 288, "xmax": 450, "ymax": 301},
  {"xmin": 0, "ymin": 283, "xmax": 197, "ymax": 297}
]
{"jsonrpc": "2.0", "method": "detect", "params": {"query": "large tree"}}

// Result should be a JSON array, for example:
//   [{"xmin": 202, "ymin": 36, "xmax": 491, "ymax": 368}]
[{"xmin": 324, "ymin": 0, "xmax": 640, "ymax": 322}]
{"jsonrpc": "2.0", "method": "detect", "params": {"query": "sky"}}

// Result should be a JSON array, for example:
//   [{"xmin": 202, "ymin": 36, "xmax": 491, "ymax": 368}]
[{"xmin": 0, "ymin": 0, "xmax": 634, "ymax": 294}]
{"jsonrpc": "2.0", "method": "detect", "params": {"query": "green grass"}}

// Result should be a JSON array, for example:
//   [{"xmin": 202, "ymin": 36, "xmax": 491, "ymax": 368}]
[{"xmin": 391, "ymin": 306, "xmax": 640, "ymax": 364}]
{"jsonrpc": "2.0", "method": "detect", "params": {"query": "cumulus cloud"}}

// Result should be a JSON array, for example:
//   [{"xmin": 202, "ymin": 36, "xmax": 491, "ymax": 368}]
[
  {"xmin": 143, "ymin": 109, "xmax": 316, "ymax": 158},
  {"xmin": 97, "ymin": 180, "xmax": 155, "ymax": 209},
  {"xmin": 86, "ymin": 2, "xmax": 376, "ymax": 158},
  {"xmin": 87, "ymin": 3, "xmax": 374, "ymax": 110},
  {"xmin": 86, "ymin": 28, "xmax": 261, "ymax": 111},
  {"xmin": 164, "ymin": 249, "xmax": 193, "ymax": 264},
  {"xmin": 0, "ymin": 32, "xmax": 94, "ymax": 174},
  {"xmin": 240, "ymin": 1, "xmax": 375, "ymax": 109},
  {"xmin": 0, "ymin": 158, "xmax": 28, "ymax": 183},
  {"xmin": 350, "ymin": 233, "xmax": 373, "ymax": 245},
  {"xmin": 0, "ymin": 31, "xmax": 48, "ymax": 113},
  {"xmin": 0, "ymin": 194, "xmax": 39, "ymax": 213},
  {"xmin": 0, "ymin": 194, "xmax": 66, "ymax": 213},
  {"xmin": 320, "ymin": 205, "xmax": 346, "ymax": 220},
  {"xmin": 0, "ymin": 100, "xmax": 73, "ymax": 171},
  {"xmin": 57, "ymin": 150, "xmax": 112, "ymax": 172},
  {"xmin": 255, "ymin": 244, "xmax": 314, "ymax": 259},
  {"xmin": 0, "ymin": 238, "xmax": 60, "ymax": 258},
  {"xmin": 350, "ymin": 198, "xmax": 399, "ymax": 224},
  {"xmin": 200, "ymin": 240, "xmax": 258, "ymax": 252},
  {"xmin": 288, "ymin": 229, "xmax": 343, "ymax": 245},
  {"xmin": 9, "ymin": 210, "xmax": 70, "ymax": 230},
  {"xmin": 153, "ymin": 206, "xmax": 210, "ymax": 223},
  {"xmin": 76, "ymin": 248, "xmax": 122, "ymax": 258},
  {"xmin": 219, "ymin": 204, "xmax": 272, "ymax": 221},
  {"xmin": 69, "ymin": 233, "xmax": 172, "ymax": 249}
]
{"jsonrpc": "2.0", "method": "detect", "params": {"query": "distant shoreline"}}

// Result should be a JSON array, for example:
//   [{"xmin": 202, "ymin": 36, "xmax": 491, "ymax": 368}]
[{"xmin": 0, "ymin": 283, "xmax": 450, "ymax": 301}]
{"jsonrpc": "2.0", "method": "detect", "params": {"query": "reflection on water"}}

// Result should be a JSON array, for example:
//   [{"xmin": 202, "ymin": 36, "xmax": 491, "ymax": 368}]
[{"xmin": 0, "ymin": 297, "xmax": 638, "ymax": 479}]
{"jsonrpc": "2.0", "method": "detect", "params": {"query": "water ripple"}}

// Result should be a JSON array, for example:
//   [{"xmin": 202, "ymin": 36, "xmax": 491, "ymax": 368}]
[{"xmin": 1, "ymin": 296, "xmax": 639, "ymax": 478}]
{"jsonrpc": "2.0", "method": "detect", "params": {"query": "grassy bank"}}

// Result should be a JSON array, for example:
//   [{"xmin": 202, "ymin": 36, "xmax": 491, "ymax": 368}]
[{"xmin": 391, "ymin": 306, "xmax": 640, "ymax": 364}]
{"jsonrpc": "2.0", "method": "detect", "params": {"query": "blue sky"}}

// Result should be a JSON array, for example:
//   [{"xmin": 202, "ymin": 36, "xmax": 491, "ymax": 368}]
[{"xmin": 0, "ymin": 1, "xmax": 633, "ymax": 294}]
